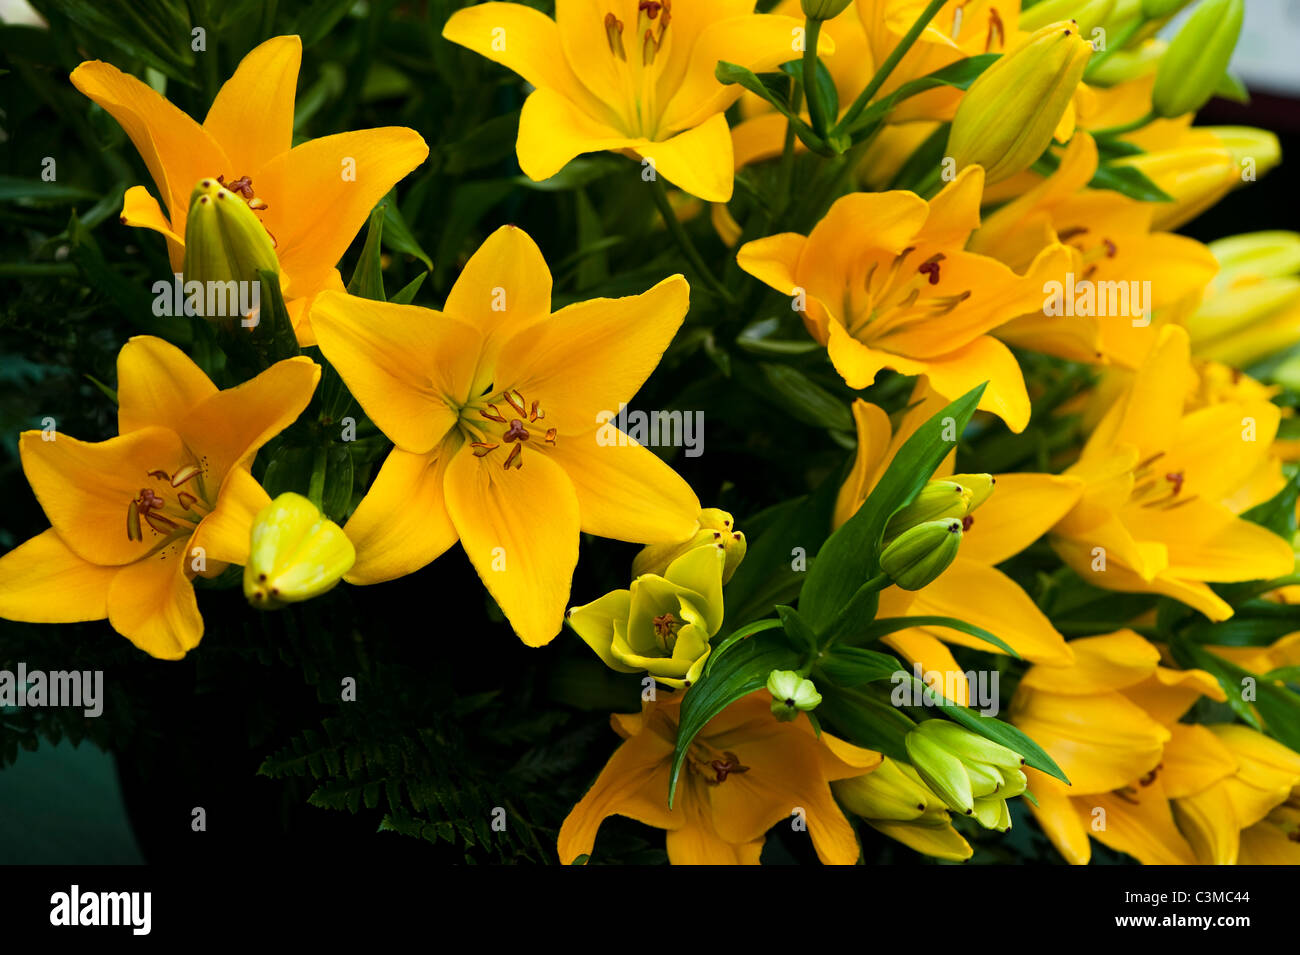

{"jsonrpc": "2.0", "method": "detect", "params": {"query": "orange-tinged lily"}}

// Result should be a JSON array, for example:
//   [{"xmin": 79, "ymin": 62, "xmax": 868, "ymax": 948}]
[
  {"xmin": 443, "ymin": 1, "xmax": 824, "ymax": 202},
  {"xmin": 0, "ymin": 337, "xmax": 319, "ymax": 659},
  {"xmin": 1050, "ymin": 324, "xmax": 1294, "ymax": 621},
  {"xmin": 1010, "ymin": 629, "xmax": 1227, "ymax": 864},
  {"xmin": 70, "ymin": 36, "xmax": 428, "ymax": 345},
  {"xmin": 557, "ymin": 690, "xmax": 880, "ymax": 864},
  {"xmin": 310, "ymin": 226, "xmax": 700, "ymax": 648},
  {"xmin": 835, "ymin": 384, "xmax": 1078, "ymax": 690},
  {"xmin": 738, "ymin": 167, "xmax": 1070, "ymax": 432}
]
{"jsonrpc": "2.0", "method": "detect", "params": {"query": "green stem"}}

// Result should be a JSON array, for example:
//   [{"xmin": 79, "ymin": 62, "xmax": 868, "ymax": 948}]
[
  {"xmin": 802, "ymin": 18, "xmax": 830, "ymax": 137},
  {"xmin": 648, "ymin": 177, "xmax": 734, "ymax": 304},
  {"xmin": 307, "ymin": 445, "xmax": 327, "ymax": 511},
  {"xmin": 1090, "ymin": 110, "xmax": 1156, "ymax": 139},
  {"xmin": 835, "ymin": 0, "xmax": 951, "ymax": 135}
]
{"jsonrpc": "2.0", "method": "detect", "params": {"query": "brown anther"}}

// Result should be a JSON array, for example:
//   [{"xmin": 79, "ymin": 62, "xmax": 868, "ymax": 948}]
[
  {"xmin": 177, "ymin": 491, "xmax": 198, "ymax": 511},
  {"xmin": 529, "ymin": 400, "xmax": 544, "ymax": 423},
  {"xmin": 171, "ymin": 464, "xmax": 201, "ymax": 487},
  {"xmin": 1057, "ymin": 226, "xmax": 1089, "ymax": 242},
  {"xmin": 962, "ymin": 514, "xmax": 974, "ymax": 532},
  {"xmin": 503, "ymin": 390, "xmax": 528, "ymax": 417},
  {"xmin": 503, "ymin": 443, "xmax": 523, "ymax": 470},
  {"xmin": 147, "ymin": 469, "xmax": 171, "ymax": 481},
  {"xmin": 479, "ymin": 404, "xmax": 507, "ymax": 423},
  {"xmin": 470, "ymin": 442, "xmax": 499, "ymax": 458},
  {"xmin": 986, "ymin": 8, "xmax": 1005, "ymax": 50},
  {"xmin": 1103, "ymin": 238, "xmax": 1118, "ymax": 258},
  {"xmin": 1165, "ymin": 471, "xmax": 1185, "ymax": 496},
  {"xmin": 544, "ymin": 428, "xmax": 557, "ymax": 444},
  {"xmin": 1114, "ymin": 785, "xmax": 1140, "ymax": 805},
  {"xmin": 604, "ymin": 12, "xmax": 627, "ymax": 60}
]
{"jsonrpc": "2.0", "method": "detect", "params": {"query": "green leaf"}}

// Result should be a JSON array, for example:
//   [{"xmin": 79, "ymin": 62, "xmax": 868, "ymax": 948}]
[
  {"xmin": 390, "ymin": 272, "xmax": 427, "ymax": 306},
  {"xmin": 844, "ymin": 54, "xmax": 998, "ymax": 136},
  {"xmin": 736, "ymin": 317, "xmax": 822, "ymax": 355},
  {"xmin": 347, "ymin": 203, "xmax": 387, "ymax": 301},
  {"xmin": 799, "ymin": 386, "xmax": 984, "ymax": 633},
  {"xmin": 937, "ymin": 704, "xmax": 1067, "ymax": 783},
  {"xmin": 704, "ymin": 619, "xmax": 784, "ymax": 678},
  {"xmin": 817, "ymin": 646, "xmax": 905, "ymax": 688},
  {"xmin": 714, "ymin": 61, "xmax": 826, "ymax": 152},
  {"xmin": 756, "ymin": 362, "xmax": 853, "ymax": 431},
  {"xmin": 1091, "ymin": 163, "xmax": 1175, "ymax": 203},
  {"xmin": 816, "ymin": 687, "xmax": 914, "ymax": 761},
  {"xmin": 776, "ymin": 604, "xmax": 818, "ymax": 658},
  {"xmin": 668, "ymin": 630, "xmax": 800, "ymax": 807},
  {"xmin": 782, "ymin": 57, "xmax": 838, "ymax": 137},
  {"xmin": 381, "ymin": 193, "xmax": 433, "ymax": 272}
]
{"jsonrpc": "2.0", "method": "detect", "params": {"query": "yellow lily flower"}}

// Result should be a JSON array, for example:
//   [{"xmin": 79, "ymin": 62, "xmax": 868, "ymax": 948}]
[
  {"xmin": 1009, "ymin": 629, "xmax": 1227, "ymax": 864},
  {"xmin": 309, "ymin": 226, "xmax": 701, "ymax": 648},
  {"xmin": 1186, "ymin": 232, "xmax": 1300, "ymax": 368},
  {"xmin": 442, "ymin": 1, "xmax": 822, "ymax": 202},
  {"xmin": 70, "ymin": 36, "xmax": 428, "ymax": 344},
  {"xmin": 557, "ymin": 690, "xmax": 880, "ymax": 864},
  {"xmin": 738, "ymin": 167, "xmax": 1070, "ymax": 432},
  {"xmin": 970, "ymin": 133, "xmax": 1218, "ymax": 371},
  {"xmin": 835, "ymin": 384, "xmax": 1078, "ymax": 692},
  {"xmin": 0, "ymin": 337, "xmax": 319, "ymax": 659},
  {"xmin": 1050, "ymin": 325, "xmax": 1294, "ymax": 621},
  {"xmin": 1172, "ymin": 724, "xmax": 1300, "ymax": 865}
]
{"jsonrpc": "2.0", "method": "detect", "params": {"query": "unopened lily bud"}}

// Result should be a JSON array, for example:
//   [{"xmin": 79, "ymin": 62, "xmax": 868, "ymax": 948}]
[
  {"xmin": 1151, "ymin": 0, "xmax": 1244, "ymax": 118},
  {"xmin": 880, "ymin": 518, "xmax": 962, "ymax": 590},
  {"xmin": 245, "ymin": 493, "xmax": 355, "ymax": 610},
  {"xmin": 884, "ymin": 482, "xmax": 971, "ymax": 540},
  {"xmin": 801, "ymin": 0, "xmax": 853, "ymax": 20},
  {"xmin": 183, "ymin": 178, "xmax": 279, "ymax": 319},
  {"xmin": 631, "ymin": 508, "xmax": 746, "ymax": 583},
  {"xmin": 948, "ymin": 473, "xmax": 996, "ymax": 511},
  {"xmin": 1141, "ymin": 0, "xmax": 1193, "ymax": 16},
  {"xmin": 834, "ymin": 757, "xmax": 941, "ymax": 822},
  {"xmin": 904, "ymin": 720, "xmax": 1027, "ymax": 828},
  {"xmin": 946, "ymin": 21, "xmax": 1093, "ymax": 184},
  {"xmin": 1020, "ymin": 0, "xmax": 1116, "ymax": 35},
  {"xmin": 767, "ymin": 669, "xmax": 822, "ymax": 721},
  {"xmin": 1203, "ymin": 126, "xmax": 1281, "ymax": 179}
]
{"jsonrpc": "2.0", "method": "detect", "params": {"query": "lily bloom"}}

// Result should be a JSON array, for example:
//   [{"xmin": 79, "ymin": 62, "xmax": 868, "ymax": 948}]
[
  {"xmin": 557, "ymin": 690, "xmax": 880, "ymax": 864},
  {"xmin": 70, "ymin": 36, "xmax": 428, "ymax": 344},
  {"xmin": 0, "ymin": 337, "xmax": 319, "ymax": 658},
  {"xmin": 738, "ymin": 167, "xmax": 1069, "ymax": 432},
  {"xmin": 442, "ymin": 1, "xmax": 821, "ymax": 202},
  {"xmin": 1050, "ymin": 325, "xmax": 1295, "ymax": 621},
  {"xmin": 310, "ymin": 226, "xmax": 700, "ymax": 647},
  {"xmin": 1010, "ymin": 630, "xmax": 1227, "ymax": 864},
  {"xmin": 835, "ymin": 383, "xmax": 1078, "ymax": 687}
]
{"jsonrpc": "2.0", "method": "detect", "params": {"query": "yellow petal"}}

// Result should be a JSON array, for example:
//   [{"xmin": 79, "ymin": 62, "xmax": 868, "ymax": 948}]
[
  {"xmin": 736, "ymin": 232, "xmax": 807, "ymax": 302},
  {"xmin": 1086, "ymin": 775, "xmax": 1198, "ymax": 864},
  {"xmin": 0, "ymin": 529, "xmax": 116, "ymax": 623},
  {"xmin": 1018, "ymin": 630, "xmax": 1159, "ymax": 695},
  {"xmin": 915, "ymin": 335, "xmax": 1031, "ymax": 433},
  {"xmin": 116, "ymin": 335, "xmax": 218, "ymax": 437},
  {"xmin": 106, "ymin": 543, "xmax": 202, "ymax": 659},
  {"xmin": 69, "ymin": 60, "xmax": 228, "ymax": 228},
  {"xmin": 497, "ymin": 274, "xmax": 690, "ymax": 434},
  {"xmin": 635, "ymin": 114, "xmax": 735, "ymax": 202},
  {"xmin": 917, "ymin": 165, "xmax": 984, "ymax": 247},
  {"xmin": 1086, "ymin": 324, "xmax": 1193, "ymax": 459},
  {"xmin": 256, "ymin": 127, "xmax": 428, "ymax": 300},
  {"xmin": 1121, "ymin": 666, "xmax": 1226, "ymax": 726},
  {"xmin": 20, "ymin": 426, "xmax": 187, "ymax": 567},
  {"xmin": 667, "ymin": 781, "xmax": 762, "ymax": 864},
  {"xmin": 833, "ymin": 399, "xmax": 893, "ymax": 529},
  {"xmin": 556, "ymin": 724, "xmax": 679, "ymax": 864},
  {"xmin": 881, "ymin": 629, "xmax": 971, "ymax": 705},
  {"xmin": 343, "ymin": 445, "xmax": 460, "ymax": 585},
  {"xmin": 121, "ymin": 185, "xmax": 183, "ymax": 268},
  {"xmin": 959, "ymin": 473, "xmax": 1083, "ymax": 566},
  {"xmin": 1123, "ymin": 498, "xmax": 1295, "ymax": 585},
  {"xmin": 1161, "ymin": 723, "xmax": 1237, "ymax": 800},
  {"xmin": 443, "ymin": 225, "xmax": 555, "ymax": 341},
  {"xmin": 546, "ymin": 431, "xmax": 699, "ymax": 544},
  {"xmin": 180, "ymin": 356, "xmax": 320, "ymax": 482},
  {"xmin": 311, "ymin": 292, "xmax": 479, "ymax": 455},
  {"xmin": 516, "ymin": 85, "xmax": 638, "ymax": 184},
  {"xmin": 867, "ymin": 817, "xmax": 974, "ymax": 862},
  {"xmin": 202, "ymin": 35, "xmax": 300, "ymax": 176},
  {"xmin": 1026, "ymin": 771, "xmax": 1093, "ymax": 864},
  {"xmin": 444, "ymin": 446, "xmax": 579, "ymax": 647},
  {"xmin": 190, "ymin": 467, "xmax": 271, "ymax": 569}
]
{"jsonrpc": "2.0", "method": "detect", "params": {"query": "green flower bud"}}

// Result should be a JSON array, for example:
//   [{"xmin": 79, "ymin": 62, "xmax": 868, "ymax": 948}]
[
  {"xmin": 880, "ymin": 518, "xmax": 962, "ymax": 590},
  {"xmin": 1141, "ymin": 0, "xmax": 1193, "ymax": 19},
  {"xmin": 949, "ymin": 473, "xmax": 996, "ymax": 511},
  {"xmin": 767, "ymin": 669, "xmax": 822, "ymax": 721},
  {"xmin": 183, "ymin": 177, "xmax": 279, "ymax": 321},
  {"xmin": 904, "ymin": 720, "xmax": 1027, "ymax": 828},
  {"xmin": 244, "ymin": 493, "xmax": 355, "ymax": 610},
  {"xmin": 801, "ymin": 0, "xmax": 854, "ymax": 20},
  {"xmin": 631, "ymin": 507, "xmax": 746, "ymax": 584},
  {"xmin": 946, "ymin": 21, "xmax": 1094, "ymax": 184},
  {"xmin": 1151, "ymin": 0, "xmax": 1244, "ymax": 119},
  {"xmin": 833, "ymin": 757, "xmax": 943, "ymax": 822},
  {"xmin": 1020, "ymin": 0, "xmax": 1116, "ymax": 35},
  {"xmin": 884, "ymin": 481, "xmax": 972, "ymax": 540}
]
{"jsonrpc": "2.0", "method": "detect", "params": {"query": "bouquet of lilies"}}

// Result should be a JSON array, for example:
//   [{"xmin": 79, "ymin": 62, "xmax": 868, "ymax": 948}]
[{"xmin": 2, "ymin": 0, "xmax": 1298, "ymax": 866}]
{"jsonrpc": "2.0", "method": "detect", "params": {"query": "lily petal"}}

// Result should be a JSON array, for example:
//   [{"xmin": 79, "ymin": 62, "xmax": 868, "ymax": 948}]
[
  {"xmin": 106, "ymin": 543, "xmax": 202, "ymax": 659},
  {"xmin": 203, "ymin": 35, "xmax": 300, "ymax": 177},
  {"xmin": 0, "ymin": 529, "xmax": 117, "ymax": 623},
  {"xmin": 635, "ymin": 113, "xmax": 734, "ymax": 202},
  {"xmin": 116, "ymin": 335, "xmax": 218, "ymax": 437},
  {"xmin": 443, "ymin": 224, "xmax": 555, "ymax": 342}
]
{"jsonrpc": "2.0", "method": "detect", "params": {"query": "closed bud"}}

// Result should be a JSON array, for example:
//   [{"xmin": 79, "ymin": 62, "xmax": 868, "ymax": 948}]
[
  {"xmin": 946, "ymin": 21, "xmax": 1093, "ymax": 184},
  {"xmin": 245, "ymin": 493, "xmax": 355, "ymax": 610},
  {"xmin": 1151, "ymin": 0, "xmax": 1244, "ymax": 118},
  {"xmin": 949, "ymin": 473, "xmax": 996, "ymax": 511},
  {"xmin": 1140, "ymin": 0, "xmax": 1193, "ymax": 17},
  {"xmin": 1020, "ymin": 0, "xmax": 1116, "ymax": 35},
  {"xmin": 800, "ymin": 0, "xmax": 853, "ymax": 20},
  {"xmin": 880, "ymin": 518, "xmax": 962, "ymax": 590},
  {"xmin": 834, "ymin": 757, "xmax": 942, "ymax": 822},
  {"xmin": 905, "ymin": 720, "xmax": 1028, "ymax": 828},
  {"xmin": 767, "ymin": 669, "xmax": 822, "ymax": 721},
  {"xmin": 183, "ymin": 178, "xmax": 279, "ymax": 321},
  {"xmin": 631, "ymin": 507, "xmax": 746, "ymax": 583},
  {"xmin": 884, "ymin": 481, "xmax": 970, "ymax": 540}
]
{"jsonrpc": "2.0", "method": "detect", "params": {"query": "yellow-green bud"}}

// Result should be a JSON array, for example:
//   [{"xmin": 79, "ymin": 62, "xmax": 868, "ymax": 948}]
[
  {"xmin": 946, "ymin": 21, "xmax": 1093, "ymax": 184},
  {"xmin": 834, "ymin": 757, "xmax": 942, "ymax": 822},
  {"xmin": 1203, "ymin": 126, "xmax": 1281, "ymax": 180},
  {"xmin": 767, "ymin": 669, "xmax": 822, "ymax": 721},
  {"xmin": 950, "ymin": 473, "xmax": 996, "ymax": 511},
  {"xmin": 631, "ymin": 508, "xmax": 746, "ymax": 584},
  {"xmin": 880, "ymin": 518, "xmax": 962, "ymax": 590},
  {"xmin": 1151, "ymin": 0, "xmax": 1244, "ymax": 118},
  {"xmin": 884, "ymin": 482, "xmax": 971, "ymax": 540},
  {"xmin": 904, "ymin": 720, "xmax": 1027, "ymax": 828},
  {"xmin": 244, "ymin": 493, "xmax": 355, "ymax": 610},
  {"xmin": 183, "ymin": 178, "xmax": 279, "ymax": 321},
  {"xmin": 1141, "ymin": 0, "xmax": 1193, "ymax": 17},
  {"xmin": 1020, "ymin": 0, "xmax": 1116, "ymax": 35},
  {"xmin": 800, "ymin": 0, "xmax": 853, "ymax": 20}
]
